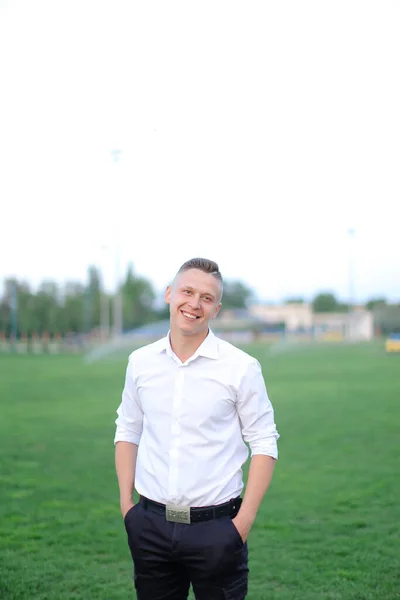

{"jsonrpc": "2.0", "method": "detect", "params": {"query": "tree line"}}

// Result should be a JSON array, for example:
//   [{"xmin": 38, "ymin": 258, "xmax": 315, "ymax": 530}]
[
  {"xmin": 286, "ymin": 293, "xmax": 390, "ymax": 313},
  {"xmin": 0, "ymin": 264, "xmax": 255, "ymax": 337},
  {"xmin": 0, "ymin": 264, "xmax": 397, "ymax": 337}
]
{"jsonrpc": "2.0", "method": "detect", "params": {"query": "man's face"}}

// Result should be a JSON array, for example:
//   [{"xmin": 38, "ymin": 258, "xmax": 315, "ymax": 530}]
[{"xmin": 165, "ymin": 269, "xmax": 222, "ymax": 337}]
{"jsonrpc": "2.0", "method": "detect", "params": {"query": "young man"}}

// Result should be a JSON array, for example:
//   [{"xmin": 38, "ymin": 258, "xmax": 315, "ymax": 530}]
[{"xmin": 114, "ymin": 258, "xmax": 279, "ymax": 600}]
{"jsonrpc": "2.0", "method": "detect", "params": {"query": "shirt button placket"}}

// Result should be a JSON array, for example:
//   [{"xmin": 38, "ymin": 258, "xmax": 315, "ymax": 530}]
[{"xmin": 168, "ymin": 367, "xmax": 184, "ymax": 500}]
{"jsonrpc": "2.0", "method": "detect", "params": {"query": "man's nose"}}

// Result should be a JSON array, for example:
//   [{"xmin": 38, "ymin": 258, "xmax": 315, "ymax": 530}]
[{"xmin": 188, "ymin": 295, "xmax": 201, "ymax": 309}]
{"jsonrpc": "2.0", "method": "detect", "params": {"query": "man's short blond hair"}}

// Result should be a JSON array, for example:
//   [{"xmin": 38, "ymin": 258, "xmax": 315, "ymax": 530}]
[{"xmin": 177, "ymin": 258, "xmax": 223, "ymax": 283}]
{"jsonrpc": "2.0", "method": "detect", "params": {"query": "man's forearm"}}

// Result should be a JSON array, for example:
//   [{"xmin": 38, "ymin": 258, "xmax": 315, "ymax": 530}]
[
  {"xmin": 234, "ymin": 454, "xmax": 276, "ymax": 539},
  {"xmin": 115, "ymin": 441, "xmax": 138, "ymax": 511}
]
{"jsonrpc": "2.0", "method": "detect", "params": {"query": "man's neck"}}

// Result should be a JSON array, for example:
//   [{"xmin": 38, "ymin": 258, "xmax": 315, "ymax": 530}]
[{"xmin": 169, "ymin": 328, "xmax": 209, "ymax": 363}]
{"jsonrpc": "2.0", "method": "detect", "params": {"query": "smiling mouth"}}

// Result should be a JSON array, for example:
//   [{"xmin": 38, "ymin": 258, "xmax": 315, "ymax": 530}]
[{"xmin": 181, "ymin": 310, "xmax": 200, "ymax": 321}]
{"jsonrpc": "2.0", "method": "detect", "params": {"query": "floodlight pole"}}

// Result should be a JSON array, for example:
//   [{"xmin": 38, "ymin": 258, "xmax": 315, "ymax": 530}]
[
  {"xmin": 111, "ymin": 149, "xmax": 123, "ymax": 338},
  {"xmin": 347, "ymin": 228, "xmax": 356, "ymax": 340},
  {"xmin": 10, "ymin": 280, "xmax": 18, "ymax": 350},
  {"xmin": 100, "ymin": 244, "xmax": 110, "ymax": 340}
]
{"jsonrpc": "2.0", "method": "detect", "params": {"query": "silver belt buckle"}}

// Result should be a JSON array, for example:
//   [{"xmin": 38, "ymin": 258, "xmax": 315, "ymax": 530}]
[{"xmin": 166, "ymin": 503, "xmax": 191, "ymax": 524}]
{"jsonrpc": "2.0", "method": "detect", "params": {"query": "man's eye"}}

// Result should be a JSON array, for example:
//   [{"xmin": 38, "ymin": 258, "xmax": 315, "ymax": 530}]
[
  {"xmin": 183, "ymin": 290, "xmax": 191, "ymax": 294},
  {"xmin": 203, "ymin": 297, "xmax": 212, "ymax": 302}
]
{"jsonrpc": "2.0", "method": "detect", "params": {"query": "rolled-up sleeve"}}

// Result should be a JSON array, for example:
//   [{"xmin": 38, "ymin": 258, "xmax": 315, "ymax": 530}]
[
  {"xmin": 114, "ymin": 357, "xmax": 143, "ymax": 445},
  {"xmin": 236, "ymin": 359, "xmax": 279, "ymax": 459}
]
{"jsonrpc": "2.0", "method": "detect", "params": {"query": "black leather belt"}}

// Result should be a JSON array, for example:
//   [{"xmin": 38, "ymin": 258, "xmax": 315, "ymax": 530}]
[{"xmin": 139, "ymin": 495, "xmax": 242, "ymax": 524}]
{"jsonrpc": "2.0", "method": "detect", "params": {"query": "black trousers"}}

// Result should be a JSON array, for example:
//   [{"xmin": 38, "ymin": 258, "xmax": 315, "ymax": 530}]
[{"xmin": 124, "ymin": 502, "xmax": 249, "ymax": 600}]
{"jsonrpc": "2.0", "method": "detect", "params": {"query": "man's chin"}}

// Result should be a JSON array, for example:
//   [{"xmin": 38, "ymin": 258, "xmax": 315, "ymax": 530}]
[
  {"xmin": 178, "ymin": 323, "xmax": 207, "ymax": 336},
  {"xmin": 180, "ymin": 325, "xmax": 199, "ymax": 335}
]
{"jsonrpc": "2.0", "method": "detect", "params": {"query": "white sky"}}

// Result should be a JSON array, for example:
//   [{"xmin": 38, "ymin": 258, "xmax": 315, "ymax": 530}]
[{"xmin": 1, "ymin": 0, "xmax": 399, "ymax": 303}]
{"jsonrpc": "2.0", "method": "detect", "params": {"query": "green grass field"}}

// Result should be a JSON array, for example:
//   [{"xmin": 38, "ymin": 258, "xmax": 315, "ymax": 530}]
[{"xmin": 1, "ymin": 342, "xmax": 399, "ymax": 599}]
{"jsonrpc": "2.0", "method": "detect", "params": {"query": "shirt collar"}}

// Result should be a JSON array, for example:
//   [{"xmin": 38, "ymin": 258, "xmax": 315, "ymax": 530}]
[{"xmin": 159, "ymin": 329, "xmax": 219, "ymax": 361}]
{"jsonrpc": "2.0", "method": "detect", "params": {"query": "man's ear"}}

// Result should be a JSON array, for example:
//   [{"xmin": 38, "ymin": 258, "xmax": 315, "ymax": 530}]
[
  {"xmin": 212, "ymin": 303, "xmax": 222, "ymax": 320},
  {"xmin": 164, "ymin": 286, "xmax": 172, "ymax": 305}
]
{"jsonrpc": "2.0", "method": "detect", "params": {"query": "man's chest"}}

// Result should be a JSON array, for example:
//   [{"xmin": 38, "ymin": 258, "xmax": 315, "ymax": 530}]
[{"xmin": 136, "ymin": 365, "xmax": 238, "ymax": 424}]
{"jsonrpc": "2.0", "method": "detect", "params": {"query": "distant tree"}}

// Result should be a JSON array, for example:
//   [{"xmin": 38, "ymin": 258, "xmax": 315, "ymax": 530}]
[
  {"xmin": 366, "ymin": 297, "xmax": 387, "ymax": 310},
  {"xmin": 285, "ymin": 297, "xmax": 305, "ymax": 304},
  {"xmin": 155, "ymin": 303, "xmax": 171, "ymax": 322},
  {"xmin": 373, "ymin": 304, "xmax": 400, "ymax": 335},
  {"xmin": 14, "ymin": 281, "xmax": 35, "ymax": 335},
  {"xmin": 122, "ymin": 263, "xmax": 156, "ymax": 330},
  {"xmin": 85, "ymin": 266, "xmax": 102, "ymax": 331},
  {"xmin": 31, "ymin": 281, "xmax": 60, "ymax": 334},
  {"xmin": 0, "ymin": 279, "xmax": 15, "ymax": 335},
  {"xmin": 312, "ymin": 292, "xmax": 340, "ymax": 313},
  {"xmin": 221, "ymin": 281, "xmax": 254, "ymax": 310},
  {"xmin": 59, "ymin": 282, "xmax": 86, "ymax": 334},
  {"xmin": 0, "ymin": 296, "xmax": 8, "ymax": 333},
  {"xmin": 337, "ymin": 302, "xmax": 349, "ymax": 312},
  {"xmin": 0, "ymin": 279, "xmax": 34, "ymax": 335}
]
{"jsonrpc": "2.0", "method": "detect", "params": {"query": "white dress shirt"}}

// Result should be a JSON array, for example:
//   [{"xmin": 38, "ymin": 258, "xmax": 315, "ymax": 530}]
[{"xmin": 114, "ymin": 329, "xmax": 279, "ymax": 507}]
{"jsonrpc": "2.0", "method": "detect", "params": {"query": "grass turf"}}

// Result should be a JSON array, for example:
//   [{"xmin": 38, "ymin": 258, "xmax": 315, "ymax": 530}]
[{"xmin": 0, "ymin": 341, "xmax": 399, "ymax": 599}]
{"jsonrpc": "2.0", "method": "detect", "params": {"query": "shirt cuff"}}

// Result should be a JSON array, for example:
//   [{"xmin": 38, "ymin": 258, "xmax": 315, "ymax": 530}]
[
  {"xmin": 114, "ymin": 431, "xmax": 141, "ymax": 446},
  {"xmin": 249, "ymin": 443, "xmax": 278, "ymax": 459}
]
